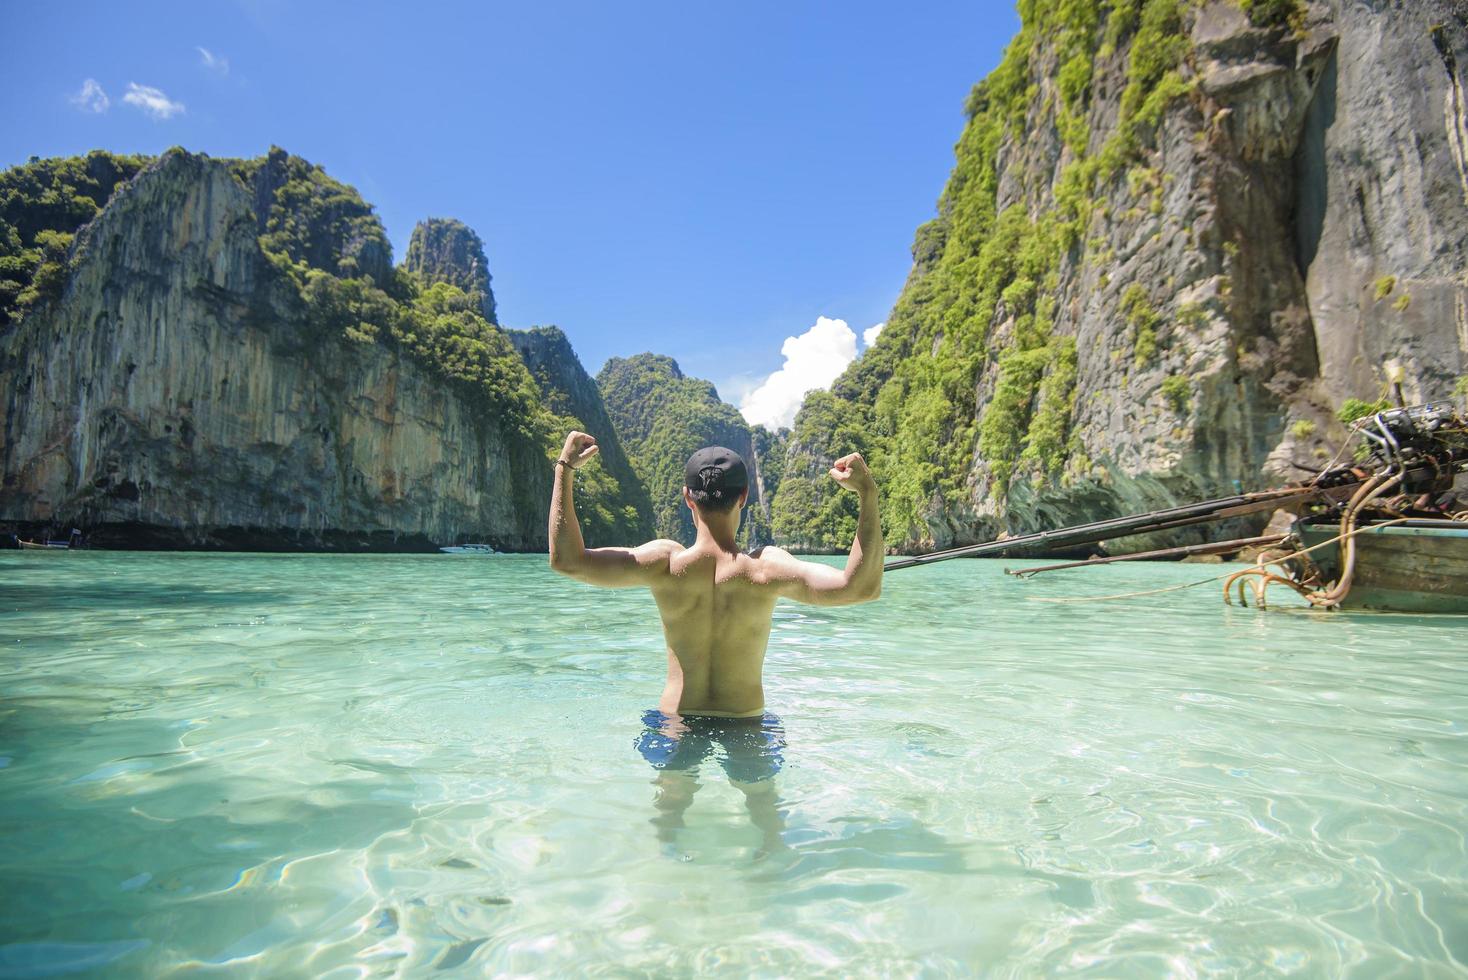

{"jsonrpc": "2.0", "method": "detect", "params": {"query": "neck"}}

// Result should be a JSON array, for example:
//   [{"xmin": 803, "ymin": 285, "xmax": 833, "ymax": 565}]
[{"xmin": 692, "ymin": 511, "xmax": 741, "ymax": 552}]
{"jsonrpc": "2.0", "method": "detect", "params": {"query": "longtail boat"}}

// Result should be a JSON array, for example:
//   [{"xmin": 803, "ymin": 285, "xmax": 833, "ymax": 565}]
[
  {"xmin": 1293, "ymin": 517, "xmax": 1468, "ymax": 613},
  {"xmin": 894, "ymin": 402, "xmax": 1468, "ymax": 614},
  {"xmin": 1224, "ymin": 404, "xmax": 1468, "ymax": 612},
  {"xmin": 16, "ymin": 528, "xmax": 83, "ymax": 550}
]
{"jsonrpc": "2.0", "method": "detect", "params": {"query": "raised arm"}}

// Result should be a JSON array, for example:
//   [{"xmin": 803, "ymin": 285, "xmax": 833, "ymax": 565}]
[
  {"xmin": 548, "ymin": 431, "xmax": 676, "ymax": 588},
  {"xmin": 766, "ymin": 452, "xmax": 883, "ymax": 606}
]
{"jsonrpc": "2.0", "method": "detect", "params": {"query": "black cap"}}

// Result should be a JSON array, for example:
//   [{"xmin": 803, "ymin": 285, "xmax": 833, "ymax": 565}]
[{"xmin": 685, "ymin": 446, "xmax": 748, "ymax": 505}]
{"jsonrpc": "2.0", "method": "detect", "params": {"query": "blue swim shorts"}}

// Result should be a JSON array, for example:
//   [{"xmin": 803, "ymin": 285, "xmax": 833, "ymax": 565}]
[{"xmin": 635, "ymin": 710, "xmax": 786, "ymax": 782}]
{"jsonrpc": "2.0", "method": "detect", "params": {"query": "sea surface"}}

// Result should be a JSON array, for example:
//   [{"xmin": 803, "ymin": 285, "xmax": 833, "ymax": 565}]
[{"xmin": 1, "ymin": 551, "xmax": 1465, "ymax": 977}]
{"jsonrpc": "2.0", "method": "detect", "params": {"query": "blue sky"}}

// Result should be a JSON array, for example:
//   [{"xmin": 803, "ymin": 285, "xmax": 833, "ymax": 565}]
[{"xmin": 2, "ymin": 1, "xmax": 1018, "ymax": 424}]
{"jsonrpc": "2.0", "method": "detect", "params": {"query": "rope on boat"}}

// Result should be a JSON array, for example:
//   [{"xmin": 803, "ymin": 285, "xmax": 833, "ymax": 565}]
[
  {"xmin": 1004, "ymin": 533, "xmax": 1287, "ymax": 578},
  {"xmin": 1223, "ymin": 471, "xmax": 1407, "ymax": 610},
  {"xmin": 1027, "ymin": 518, "xmax": 1410, "ymax": 606},
  {"xmin": 1026, "ymin": 575, "xmax": 1235, "ymax": 604}
]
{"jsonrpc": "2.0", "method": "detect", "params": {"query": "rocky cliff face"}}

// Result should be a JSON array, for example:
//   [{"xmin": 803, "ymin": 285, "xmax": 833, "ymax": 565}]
[
  {"xmin": 1296, "ymin": 2, "xmax": 1468, "ymax": 409},
  {"xmin": 775, "ymin": 0, "xmax": 1468, "ymax": 554},
  {"xmin": 0, "ymin": 150, "xmax": 620, "ymax": 550}
]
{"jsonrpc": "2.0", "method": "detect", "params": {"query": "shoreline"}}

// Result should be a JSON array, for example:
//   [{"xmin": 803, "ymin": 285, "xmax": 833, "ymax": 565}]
[
  {"xmin": 0, "ymin": 521, "xmax": 493, "ymax": 554},
  {"xmin": 1, "ymin": 521, "xmax": 1112, "ymax": 561}
]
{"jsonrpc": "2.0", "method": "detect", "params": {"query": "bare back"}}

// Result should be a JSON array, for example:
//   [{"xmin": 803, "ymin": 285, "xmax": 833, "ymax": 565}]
[
  {"xmin": 648, "ymin": 545, "xmax": 786, "ymax": 717},
  {"xmin": 547, "ymin": 431, "xmax": 883, "ymax": 719}
]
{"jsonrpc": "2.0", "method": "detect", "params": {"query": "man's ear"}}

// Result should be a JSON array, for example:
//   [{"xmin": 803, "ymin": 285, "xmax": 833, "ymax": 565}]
[
  {"xmin": 684, "ymin": 487, "xmax": 696, "ymax": 511},
  {"xmin": 739, "ymin": 488, "xmax": 750, "ymax": 509}
]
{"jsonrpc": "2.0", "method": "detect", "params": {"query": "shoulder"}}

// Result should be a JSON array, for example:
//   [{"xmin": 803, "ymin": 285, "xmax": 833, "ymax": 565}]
[
  {"xmin": 749, "ymin": 545, "xmax": 805, "ymax": 583},
  {"xmin": 751, "ymin": 545, "xmax": 795, "ymax": 562},
  {"xmin": 635, "ymin": 539, "xmax": 683, "ymax": 566}
]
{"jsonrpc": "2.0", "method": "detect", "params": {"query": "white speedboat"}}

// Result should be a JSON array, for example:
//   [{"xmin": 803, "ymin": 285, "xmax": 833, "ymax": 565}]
[{"xmin": 438, "ymin": 543, "xmax": 497, "ymax": 555}]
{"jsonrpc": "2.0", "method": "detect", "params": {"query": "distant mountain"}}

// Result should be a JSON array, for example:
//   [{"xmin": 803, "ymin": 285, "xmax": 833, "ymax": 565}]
[{"xmin": 597, "ymin": 353, "xmax": 770, "ymax": 545}]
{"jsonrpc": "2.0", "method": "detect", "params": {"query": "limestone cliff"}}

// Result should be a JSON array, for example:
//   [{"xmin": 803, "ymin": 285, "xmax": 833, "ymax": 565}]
[
  {"xmin": 774, "ymin": 0, "xmax": 1468, "ymax": 553},
  {"xmin": 0, "ymin": 149, "xmax": 638, "ymax": 550}
]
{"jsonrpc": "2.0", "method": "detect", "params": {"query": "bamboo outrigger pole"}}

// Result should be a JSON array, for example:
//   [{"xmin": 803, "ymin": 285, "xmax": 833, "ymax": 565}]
[
  {"xmin": 1003, "ymin": 533, "xmax": 1287, "ymax": 578},
  {"xmin": 881, "ymin": 477, "xmax": 1380, "ymax": 572}
]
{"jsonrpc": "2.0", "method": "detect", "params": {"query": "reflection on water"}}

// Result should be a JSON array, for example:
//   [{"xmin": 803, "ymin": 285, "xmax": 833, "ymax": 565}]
[
  {"xmin": 636, "ymin": 710, "xmax": 790, "ymax": 856},
  {"xmin": 1, "ymin": 551, "xmax": 1466, "ymax": 975}
]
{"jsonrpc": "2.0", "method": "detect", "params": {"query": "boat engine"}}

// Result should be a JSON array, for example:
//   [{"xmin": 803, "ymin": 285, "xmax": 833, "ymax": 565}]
[
  {"xmin": 1225, "ymin": 404, "xmax": 1468, "ymax": 610},
  {"xmin": 1358, "ymin": 403, "xmax": 1468, "ymax": 475}
]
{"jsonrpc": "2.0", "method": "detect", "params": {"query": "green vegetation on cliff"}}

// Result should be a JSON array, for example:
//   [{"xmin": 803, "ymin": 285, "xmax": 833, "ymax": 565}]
[
  {"xmin": 0, "ymin": 151, "xmax": 149, "ymax": 327},
  {"xmin": 300, "ymin": 272, "xmax": 546, "ymax": 431},
  {"xmin": 771, "ymin": 389, "xmax": 868, "ymax": 549},
  {"xmin": 774, "ymin": 0, "xmax": 1197, "ymax": 551},
  {"xmin": 597, "ymin": 354, "xmax": 755, "ymax": 543},
  {"xmin": 508, "ymin": 326, "xmax": 654, "ymax": 540},
  {"xmin": 1239, "ymin": 0, "xmax": 1305, "ymax": 31},
  {"xmin": 1336, "ymin": 397, "xmax": 1391, "ymax": 425},
  {"xmin": 233, "ymin": 148, "xmax": 392, "ymax": 285}
]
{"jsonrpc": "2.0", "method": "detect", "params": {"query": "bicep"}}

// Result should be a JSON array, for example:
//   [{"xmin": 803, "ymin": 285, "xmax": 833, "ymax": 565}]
[
  {"xmin": 771, "ymin": 554, "xmax": 857, "ymax": 606},
  {"xmin": 566, "ymin": 540, "xmax": 675, "ymax": 588}
]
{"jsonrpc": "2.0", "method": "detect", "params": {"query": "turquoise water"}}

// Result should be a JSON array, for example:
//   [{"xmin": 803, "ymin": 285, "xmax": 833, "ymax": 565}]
[{"xmin": 2, "ymin": 551, "xmax": 1466, "ymax": 976}]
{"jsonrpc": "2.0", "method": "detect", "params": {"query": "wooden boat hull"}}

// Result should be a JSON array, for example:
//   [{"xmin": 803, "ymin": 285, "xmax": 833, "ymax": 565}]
[{"xmin": 1296, "ymin": 519, "xmax": 1468, "ymax": 613}]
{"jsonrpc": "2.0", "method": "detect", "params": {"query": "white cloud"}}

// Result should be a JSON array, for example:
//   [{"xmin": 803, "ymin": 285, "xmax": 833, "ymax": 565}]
[
  {"xmin": 70, "ymin": 78, "xmax": 110, "ymax": 113},
  {"xmin": 197, "ymin": 47, "xmax": 229, "ymax": 75},
  {"xmin": 739, "ymin": 316, "xmax": 859, "ymax": 430},
  {"xmin": 863, "ymin": 322, "xmax": 885, "ymax": 346},
  {"xmin": 122, "ymin": 83, "xmax": 185, "ymax": 120}
]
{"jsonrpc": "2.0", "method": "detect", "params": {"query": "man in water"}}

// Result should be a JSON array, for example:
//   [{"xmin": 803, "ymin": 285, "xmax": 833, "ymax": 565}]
[{"xmin": 548, "ymin": 430, "xmax": 882, "ymax": 849}]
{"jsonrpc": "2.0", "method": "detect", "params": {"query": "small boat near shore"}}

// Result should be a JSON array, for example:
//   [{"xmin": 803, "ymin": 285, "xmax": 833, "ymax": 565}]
[
  {"xmin": 438, "ymin": 543, "xmax": 497, "ymax": 555},
  {"xmin": 15, "ymin": 529, "xmax": 83, "ymax": 550}
]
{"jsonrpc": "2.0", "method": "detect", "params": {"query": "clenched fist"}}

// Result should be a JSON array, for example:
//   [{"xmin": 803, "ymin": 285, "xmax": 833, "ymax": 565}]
[
  {"xmin": 829, "ymin": 452, "xmax": 875, "ymax": 495},
  {"xmin": 559, "ymin": 431, "xmax": 601, "ymax": 470}
]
